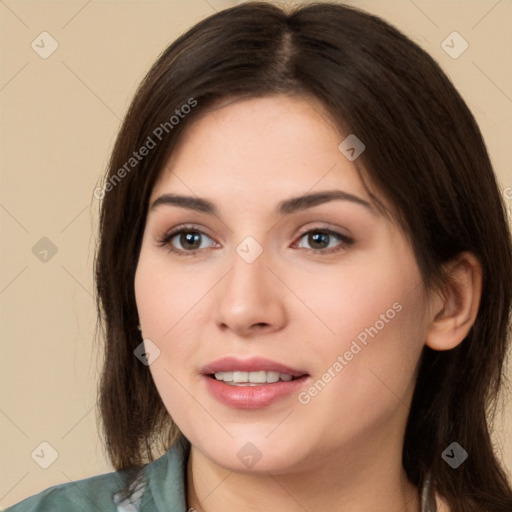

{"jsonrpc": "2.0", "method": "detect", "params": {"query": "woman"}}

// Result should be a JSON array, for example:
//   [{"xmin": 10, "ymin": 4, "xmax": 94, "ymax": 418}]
[{"xmin": 7, "ymin": 1, "xmax": 512, "ymax": 511}]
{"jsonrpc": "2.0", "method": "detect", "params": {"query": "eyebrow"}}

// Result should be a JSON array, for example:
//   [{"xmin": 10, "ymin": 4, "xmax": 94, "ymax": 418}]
[{"xmin": 149, "ymin": 190, "xmax": 373, "ymax": 216}]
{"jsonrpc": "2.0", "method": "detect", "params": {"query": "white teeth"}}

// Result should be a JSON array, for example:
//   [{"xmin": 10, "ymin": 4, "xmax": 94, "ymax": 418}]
[
  {"xmin": 266, "ymin": 371, "xmax": 280, "ymax": 383},
  {"xmin": 233, "ymin": 371, "xmax": 249, "ymax": 383},
  {"xmin": 215, "ymin": 371, "xmax": 233, "ymax": 382},
  {"xmin": 249, "ymin": 371, "xmax": 266, "ymax": 383},
  {"xmin": 213, "ymin": 370, "xmax": 295, "ymax": 384}
]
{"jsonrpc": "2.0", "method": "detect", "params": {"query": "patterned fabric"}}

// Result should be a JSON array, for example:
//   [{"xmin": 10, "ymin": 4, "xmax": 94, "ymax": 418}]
[{"xmin": 113, "ymin": 472, "xmax": 146, "ymax": 512}]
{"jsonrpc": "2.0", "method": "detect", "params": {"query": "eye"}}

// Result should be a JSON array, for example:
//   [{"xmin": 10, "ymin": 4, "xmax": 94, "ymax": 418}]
[
  {"xmin": 156, "ymin": 226, "xmax": 353, "ymax": 257},
  {"xmin": 294, "ymin": 228, "xmax": 353, "ymax": 253},
  {"xmin": 156, "ymin": 226, "xmax": 217, "ymax": 256}
]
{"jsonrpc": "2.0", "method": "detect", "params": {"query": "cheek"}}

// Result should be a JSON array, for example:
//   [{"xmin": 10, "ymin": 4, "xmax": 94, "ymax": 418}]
[
  {"xmin": 134, "ymin": 251, "xmax": 204, "ymax": 429},
  {"xmin": 134, "ymin": 248, "xmax": 216, "ymax": 340},
  {"xmin": 134, "ymin": 249, "xmax": 217, "ymax": 412},
  {"xmin": 294, "ymin": 250, "xmax": 427, "ymax": 420},
  {"xmin": 289, "ymin": 247, "xmax": 424, "ymax": 354}
]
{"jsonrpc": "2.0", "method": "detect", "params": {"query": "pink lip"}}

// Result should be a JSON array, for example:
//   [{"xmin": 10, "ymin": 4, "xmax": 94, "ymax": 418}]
[
  {"xmin": 201, "ymin": 356, "xmax": 309, "ymax": 410},
  {"xmin": 201, "ymin": 356, "xmax": 307, "ymax": 377}
]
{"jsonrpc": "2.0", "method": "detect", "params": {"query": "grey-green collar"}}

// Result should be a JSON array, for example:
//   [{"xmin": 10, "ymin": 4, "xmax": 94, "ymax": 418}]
[{"xmin": 116, "ymin": 439, "xmax": 437, "ymax": 512}]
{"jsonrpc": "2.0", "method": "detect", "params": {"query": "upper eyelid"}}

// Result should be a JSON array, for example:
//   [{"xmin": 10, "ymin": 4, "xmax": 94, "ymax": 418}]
[
  {"xmin": 160, "ymin": 225, "xmax": 216, "ymax": 243},
  {"xmin": 159, "ymin": 223, "xmax": 349, "ymax": 239}
]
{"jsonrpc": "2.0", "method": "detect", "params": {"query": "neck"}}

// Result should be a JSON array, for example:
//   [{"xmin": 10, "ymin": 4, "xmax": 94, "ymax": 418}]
[{"xmin": 186, "ymin": 439, "xmax": 420, "ymax": 512}]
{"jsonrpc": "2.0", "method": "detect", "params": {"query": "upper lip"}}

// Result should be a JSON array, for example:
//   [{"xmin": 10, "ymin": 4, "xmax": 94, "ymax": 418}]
[{"xmin": 201, "ymin": 357, "xmax": 308, "ymax": 377}]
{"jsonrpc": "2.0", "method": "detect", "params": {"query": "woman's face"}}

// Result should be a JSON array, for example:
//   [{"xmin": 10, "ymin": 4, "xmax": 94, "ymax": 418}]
[{"xmin": 135, "ymin": 94, "xmax": 432, "ymax": 475}]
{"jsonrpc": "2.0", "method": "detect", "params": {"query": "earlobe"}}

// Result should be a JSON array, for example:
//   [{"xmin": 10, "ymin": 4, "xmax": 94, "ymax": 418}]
[{"xmin": 425, "ymin": 252, "xmax": 483, "ymax": 351}]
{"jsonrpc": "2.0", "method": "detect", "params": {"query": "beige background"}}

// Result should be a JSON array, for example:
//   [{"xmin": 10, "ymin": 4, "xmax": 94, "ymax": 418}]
[{"xmin": 1, "ymin": 0, "xmax": 511, "ymax": 508}]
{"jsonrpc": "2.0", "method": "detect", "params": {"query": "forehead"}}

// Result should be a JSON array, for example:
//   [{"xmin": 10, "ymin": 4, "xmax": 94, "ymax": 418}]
[{"xmin": 150, "ymin": 94, "xmax": 371, "ymax": 211}]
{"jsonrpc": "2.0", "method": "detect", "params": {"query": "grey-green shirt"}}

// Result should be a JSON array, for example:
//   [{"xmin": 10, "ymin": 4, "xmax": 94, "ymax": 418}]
[
  {"xmin": 6, "ymin": 438, "xmax": 191, "ymax": 512},
  {"xmin": 6, "ymin": 438, "xmax": 437, "ymax": 511}
]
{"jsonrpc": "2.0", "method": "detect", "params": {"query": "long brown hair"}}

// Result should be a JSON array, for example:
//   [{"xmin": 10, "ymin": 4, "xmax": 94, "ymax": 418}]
[{"xmin": 95, "ymin": 2, "xmax": 512, "ymax": 510}]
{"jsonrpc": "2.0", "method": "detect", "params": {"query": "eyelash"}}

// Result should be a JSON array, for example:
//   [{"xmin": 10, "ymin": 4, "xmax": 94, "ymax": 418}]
[{"xmin": 156, "ymin": 224, "xmax": 354, "ymax": 257}]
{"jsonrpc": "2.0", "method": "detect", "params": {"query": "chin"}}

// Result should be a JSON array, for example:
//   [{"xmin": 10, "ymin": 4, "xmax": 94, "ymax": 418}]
[{"xmin": 190, "ymin": 432, "xmax": 311, "ymax": 475}]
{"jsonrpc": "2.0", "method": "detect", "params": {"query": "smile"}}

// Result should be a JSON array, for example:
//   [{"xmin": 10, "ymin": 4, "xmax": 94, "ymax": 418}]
[
  {"xmin": 201, "ymin": 357, "xmax": 310, "ymax": 409},
  {"xmin": 212, "ymin": 370, "xmax": 295, "ymax": 385}
]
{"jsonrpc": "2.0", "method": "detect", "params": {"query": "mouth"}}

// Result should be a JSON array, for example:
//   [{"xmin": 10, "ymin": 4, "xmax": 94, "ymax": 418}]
[
  {"xmin": 208, "ymin": 370, "xmax": 301, "ymax": 386},
  {"xmin": 201, "ymin": 356, "xmax": 308, "ymax": 381},
  {"xmin": 201, "ymin": 356, "xmax": 310, "ymax": 409}
]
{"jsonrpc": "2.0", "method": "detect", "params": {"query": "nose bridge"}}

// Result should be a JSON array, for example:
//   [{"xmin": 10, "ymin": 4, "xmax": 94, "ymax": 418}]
[
  {"xmin": 227, "ymin": 235, "xmax": 272, "ymax": 299},
  {"xmin": 213, "ymin": 234, "xmax": 287, "ymax": 334}
]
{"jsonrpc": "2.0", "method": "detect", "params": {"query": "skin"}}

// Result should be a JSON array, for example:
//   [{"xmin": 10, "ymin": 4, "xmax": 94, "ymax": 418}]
[{"xmin": 134, "ymin": 94, "xmax": 481, "ymax": 512}]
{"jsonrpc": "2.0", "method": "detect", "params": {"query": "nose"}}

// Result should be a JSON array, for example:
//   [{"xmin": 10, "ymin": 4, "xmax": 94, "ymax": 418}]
[{"xmin": 213, "ymin": 245, "xmax": 288, "ymax": 338}]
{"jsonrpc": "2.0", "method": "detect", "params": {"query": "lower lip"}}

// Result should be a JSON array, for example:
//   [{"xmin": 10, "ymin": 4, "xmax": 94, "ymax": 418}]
[{"xmin": 204, "ymin": 375, "xmax": 308, "ymax": 409}]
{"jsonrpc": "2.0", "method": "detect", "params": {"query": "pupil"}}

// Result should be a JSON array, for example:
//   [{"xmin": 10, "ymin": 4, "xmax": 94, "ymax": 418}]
[
  {"xmin": 310, "ymin": 232, "xmax": 328, "ymax": 249},
  {"xmin": 182, "ymin": 232, "xmax": 201, "ymax": 249}
]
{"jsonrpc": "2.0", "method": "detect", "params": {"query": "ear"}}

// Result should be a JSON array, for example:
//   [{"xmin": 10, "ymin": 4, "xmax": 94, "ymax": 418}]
[{"xmin": 425, "ymin": 252, "xmax": 483, "ymax": 351}]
